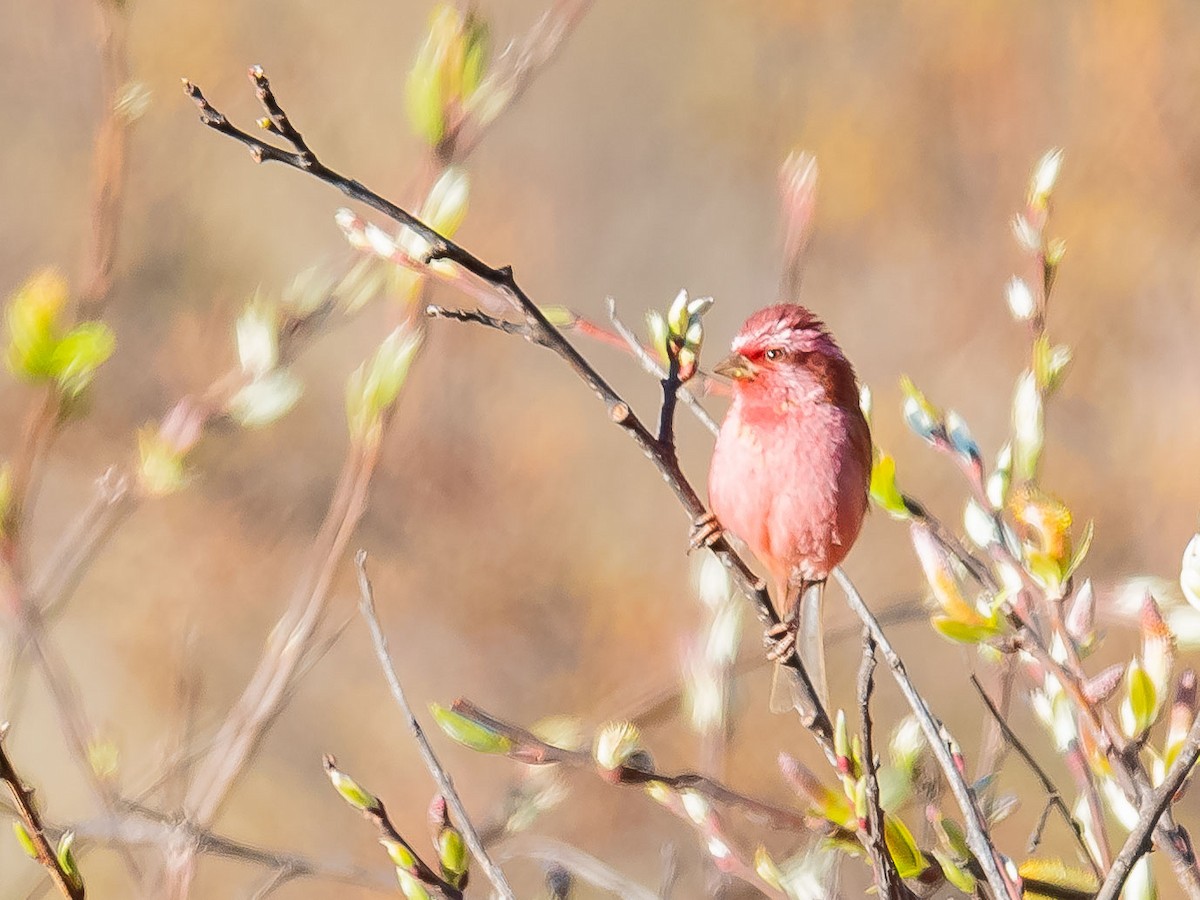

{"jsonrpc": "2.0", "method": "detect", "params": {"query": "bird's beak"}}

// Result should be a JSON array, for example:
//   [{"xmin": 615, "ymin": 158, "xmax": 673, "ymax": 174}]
[{"xmin": 712, "ymin": 352, "xmax": 758, "ymax": 381}]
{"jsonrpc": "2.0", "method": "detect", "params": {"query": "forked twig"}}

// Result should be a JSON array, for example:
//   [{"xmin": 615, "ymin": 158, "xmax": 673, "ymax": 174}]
[
  {"xmin": 1095, "ymin": 711, "xmax": 1200, "ymax": 900},
  {"xmin": 354, "ymin": 551, "xmax": 515, "ymax": 900},
  {"xmin": 969, "ymin": 675, "xmax": 1100, "ymax": 876}
]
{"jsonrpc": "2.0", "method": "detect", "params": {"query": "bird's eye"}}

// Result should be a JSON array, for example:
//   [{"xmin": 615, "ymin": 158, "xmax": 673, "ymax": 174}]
[{"xmin": 764, "ymin": 348, "xmax": 783, "ymax": 361}]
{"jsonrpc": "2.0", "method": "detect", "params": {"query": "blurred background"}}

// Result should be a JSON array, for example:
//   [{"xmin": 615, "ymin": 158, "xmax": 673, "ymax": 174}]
[{"xmin": 2, "ymin": 0, "xmax": 1200, "ymax": 896}]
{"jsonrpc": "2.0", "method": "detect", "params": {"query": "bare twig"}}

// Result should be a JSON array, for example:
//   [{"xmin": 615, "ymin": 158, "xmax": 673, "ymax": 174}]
[
  {"xmin": 354, "ymin": 550, "xmax": 516, "ymax": 900},
  {"xmin": 857, "ymin": 632, "xmax": 912, "ymax": 900},
  {"xmin": 1095, "ymin": 711, "xmax": 1200, "ymax": 900},
  {"xmin": 0, "ymin": 728, "xmax": 84, "ymax": 899},
  {"xmin": 832, "ymin": 569, "xmax": 1016, "ymax": 900},
  {"xmin": 969, "ymin": 675, "xmax": 1100, "ymax": 876}
]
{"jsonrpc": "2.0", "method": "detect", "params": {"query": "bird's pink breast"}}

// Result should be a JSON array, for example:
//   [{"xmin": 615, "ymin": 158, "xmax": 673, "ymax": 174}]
[{"xmin": 708, "ymin": 393, "xmax": 869, "ymax": 599}]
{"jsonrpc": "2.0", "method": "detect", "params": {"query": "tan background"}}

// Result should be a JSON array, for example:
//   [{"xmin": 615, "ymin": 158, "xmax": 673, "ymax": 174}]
[{"xmin": 2, "ymin": 0, "xmax": 1200, "ymax": 896}]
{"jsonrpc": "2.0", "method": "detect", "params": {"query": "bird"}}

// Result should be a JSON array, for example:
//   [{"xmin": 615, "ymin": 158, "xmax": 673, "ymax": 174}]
[{"xmin": 704, "ymin": 303, "xmax": 872, "ymax": 714}]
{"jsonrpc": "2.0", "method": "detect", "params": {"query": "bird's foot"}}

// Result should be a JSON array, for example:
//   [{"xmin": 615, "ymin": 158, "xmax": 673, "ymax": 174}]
[
  {"xmin": 764, "ymin": 619, "xmax": 797, "ymax": 662},
  {"xmin": 689, "ymin": 512, "xmax": 723, "ymax": 552}
]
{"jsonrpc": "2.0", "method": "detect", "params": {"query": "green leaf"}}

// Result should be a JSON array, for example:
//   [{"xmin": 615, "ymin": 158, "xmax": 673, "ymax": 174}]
[
  {"xmin": 437, "ymin": 826, "xmax": 468, "ymax": 884},
  {"xmin": 56, "ymin": 831, "xmax": 83, "ymax": 890},
  {"xmin": 1019, "ymin": 858, "xmax": 1099, "ymax": 900},
  {"xmin": 430, "ymin": 703, "xmax": 513, "ymax": 754},
  {"xmin": 49, "ymin": 321, "xmax": 115, "ymax": 396},
  {"xmin": 6, "ymin": 269, "xmax": 69, "ymax": 381},
  {"xmin": 1122, "ymin": 659, "xmax": 1157, "ymax": 738},
  {"xmin": 932, "ymin": 615, "xmax": 1001, "ymax": 645},
  {"xmin": 12, "ymin": 822, "xmax": 37, "ymax": 859},
  {"xmin": 1063, "ymin": 519, "xmax": 1095, "ymax": 581},
  {"xmin": 932, "ymin": 850, "xmax": 976, "ymax": 893},
  {"xmin": 884, "ymin": 814, "xmax": 928, "ymax": 879},
  {"xmin": 397, "ymin": 868, "xmax": 434, "ymax": 900},
  {"xmin": 870, "ymin": 454, "xmax": 911, "ymax": 519},
  {"xmin": 325, "ymin": 762, "xmax": 378, "ymax": 812},
  {"xmin": 346, "ymin": 328, "xmax": 424, "ymax": 442}
]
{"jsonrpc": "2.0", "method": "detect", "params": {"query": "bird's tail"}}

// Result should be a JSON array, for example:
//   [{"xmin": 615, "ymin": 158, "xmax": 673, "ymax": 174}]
[{"xmin": 769, "ymin": 580, "xmax": 828, "ymax": 716}]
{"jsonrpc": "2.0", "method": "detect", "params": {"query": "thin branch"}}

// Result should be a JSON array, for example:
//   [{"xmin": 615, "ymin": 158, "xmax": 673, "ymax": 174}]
[
  {"xmin": 832, "ymin": 569, "xmax": 1016, "ymax": 900},
  {"xmin": 323, "ymin": 756, "xmax": 462, "ymax": 899},
  {"xmin": 1095, "ymin": 711, "xmax": 1200, "ymax": 900},
  {"xmin": 425, "ymin": 304, "xmax": 542, "ymax": 343},
  {"xmin": 449, "ymin": 699, "xmax": 817, "ymax": 834},
  {"xmin": 0, "ymin": 728, "xmax": 84, "ymax": 899},
  {"xmin": 969, "ymin": 675, "xmax": 1100, "ymax": 877},
  {"xmin": 857, "ymin": 632, "xmax": 912, "ymax": 900},
  {"xmin": 354, "ymin": 550, "xmax": 516, "ymax": 900}
]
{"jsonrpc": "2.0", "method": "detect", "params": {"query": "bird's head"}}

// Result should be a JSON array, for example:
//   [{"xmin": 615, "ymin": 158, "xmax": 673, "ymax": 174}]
[{"xmin": 713, "ymin": 304, "xmax": 859, "ymax": 409}]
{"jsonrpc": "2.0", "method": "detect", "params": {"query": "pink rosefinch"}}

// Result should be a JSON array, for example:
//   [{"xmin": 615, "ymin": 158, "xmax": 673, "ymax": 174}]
[{"xmin": 707, "ymin": 304, "xmax": 872, "ymax": 712}]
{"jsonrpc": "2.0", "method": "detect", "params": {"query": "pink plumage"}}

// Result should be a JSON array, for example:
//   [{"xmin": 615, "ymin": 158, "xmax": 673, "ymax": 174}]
[{"xmin": 707, "ymin": 304, "xmax": 872, "ymax": 710}]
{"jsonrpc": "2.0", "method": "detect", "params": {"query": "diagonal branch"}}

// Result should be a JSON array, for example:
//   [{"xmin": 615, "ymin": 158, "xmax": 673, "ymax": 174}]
[
  {"xmin": 183, "ymin": 65, "xmax": 836, "ymax": 755},
  {"xmin": 0, "ymin": 727, "xmax": 84, "ymax": 899},
  {"xmin": 354, "ymin": 551, "xmax": 515, "ymax": 900},
  {"xmin": 1095, "ymin": 711, "xmax": 1200, "ymax": 900}
]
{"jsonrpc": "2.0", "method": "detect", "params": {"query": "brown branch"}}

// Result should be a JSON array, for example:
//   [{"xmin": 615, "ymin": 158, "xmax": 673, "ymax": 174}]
[
  {"xmin": 968, "ymin": 675, "xmax": 1101, "ymax": 877},
  {"xmin": 183, "ymin": 65, "xmax": 836, "ymax": 756},
  {"xmin": 354, "ymin": 551, "xmax": 515, "ymax": 900},
  {"xmin": 0, "ymin": 727, "xmax": 84, "ymax": 899},
  {"xmin": 323, "ymin": 756, "xmax": 463, "ymax": 899},
  {"xmin": 1095, "ymin": 711, "xmax": 1200, "ymax": 900},
  {"xmin": 858, "ymin": 632, "xmax": 913, "ymax": 900}
]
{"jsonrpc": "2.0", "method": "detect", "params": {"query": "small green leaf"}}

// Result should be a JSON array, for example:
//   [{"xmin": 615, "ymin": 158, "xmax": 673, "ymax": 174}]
[
  {"xmin": 50, "ymin": 321, "xmax": 115, "ymax": 396},
  {"xmin": 753, "ymin": 846, "xmax": 785, "ymax": 891},
  {"xmin": 933, "ymin": 850, "xmax": 976, "ymax": 893},
  {"xmin": 1019, "ymin": 857, "xmax": 1099, "ymax": 900},
  {"xmin": 1122, "ymin": 659, "xmax": 1157, "ymax": 738},
  {"xmin": 56, "ymin": 831, "xmax": 82, "ymax": 890},
  {"xmin": 397, "ymin": 868, "xmax": 435, "ymax": 900},
  {"xmin": 869, "ymin": 454, "xmax": 910, "ymax": 519},
  {"xmin": 437, "ymin": 826, "xmax": 468, "ymax": 884},
  {"xmin": 12, "ymin": 822, "xmax": 37, "ymax": 859},
  {"xmin": 346, "ymin": 328, "xmax": 424, "ymax": 442},
  {"xmin": 430, "ymin": 703, "xmax": 513, "ymax": 754},
  {"xmin": 6, "ymin": 269, "xmax": 69, "ymax": 380},
  {"xmin": 324, "ymin": 758, "xmax": 379, "ymax": 812},
  {"xmin": 384, "ymin": 838, "xmax": 418, "ymax": 871},
  {"xmin": 884, "ymin": 814, "xmax": 928, "ymax": 879}
]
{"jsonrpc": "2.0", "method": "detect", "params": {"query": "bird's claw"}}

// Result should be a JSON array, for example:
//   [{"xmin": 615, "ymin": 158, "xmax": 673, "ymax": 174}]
[
  {"xmin": 689, "ymin": 512, "xmax": 723, "ymax": 552},
  {"xmin": 764, "ymin": 613, "xmax": 799, "ymax": 662}
]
